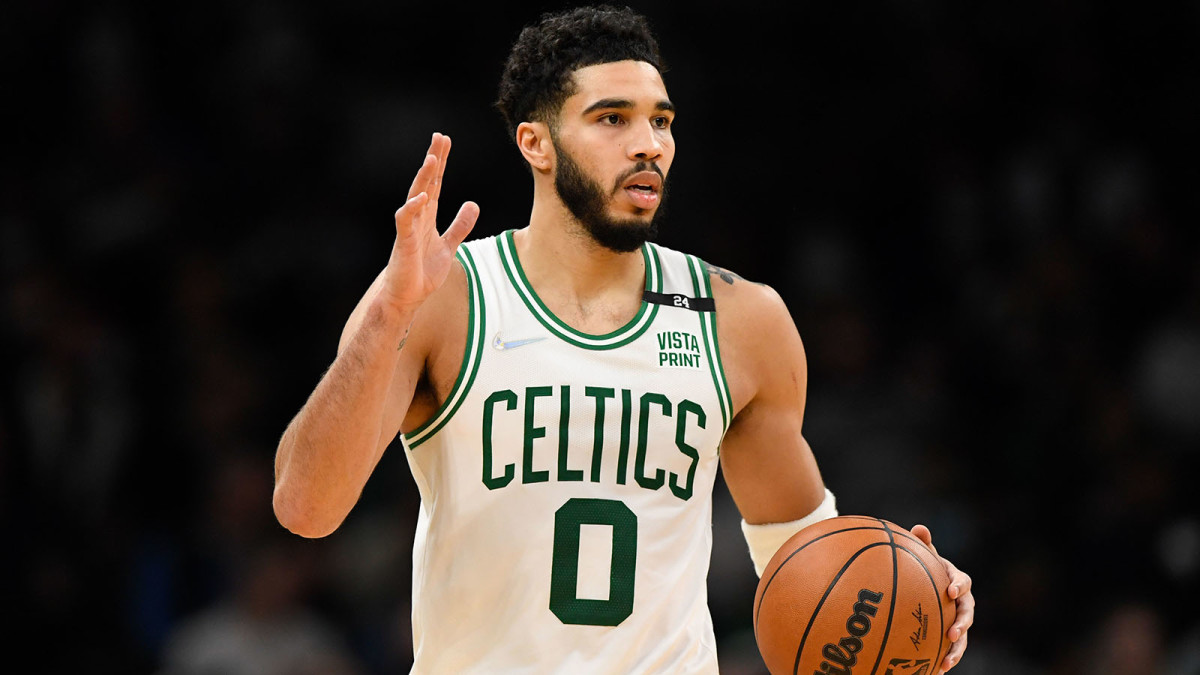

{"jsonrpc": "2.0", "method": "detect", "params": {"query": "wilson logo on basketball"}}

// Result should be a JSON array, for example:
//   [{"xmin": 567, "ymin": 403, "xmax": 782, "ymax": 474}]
[{"xmin": 813, "ymin": 588, "xmax": 883, "ymax": 674}]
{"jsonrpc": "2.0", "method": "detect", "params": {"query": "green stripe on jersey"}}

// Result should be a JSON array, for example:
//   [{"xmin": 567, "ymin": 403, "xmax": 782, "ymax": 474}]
[
  {"xmin": 497, "ymin": 230, "xmax": 662, "ymax": 350},
  {"xmin": 688, "ymin": 255, "xmax": 732, "ymax": 434},
  {"xmin": 406, "ymin": 246, "xmax": 487, "ymax": 449}
]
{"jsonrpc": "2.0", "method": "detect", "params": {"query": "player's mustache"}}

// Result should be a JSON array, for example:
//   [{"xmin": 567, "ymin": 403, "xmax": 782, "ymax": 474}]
[{"xmin": 611, "ymin": 162, "xmax": 665, "ymax": 193}]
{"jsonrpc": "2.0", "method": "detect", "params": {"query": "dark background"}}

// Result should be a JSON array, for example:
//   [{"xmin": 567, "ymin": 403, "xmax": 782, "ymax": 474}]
[{"xmin": 5, "ymin": 1, "xmax": 1200, "ymax": 673}]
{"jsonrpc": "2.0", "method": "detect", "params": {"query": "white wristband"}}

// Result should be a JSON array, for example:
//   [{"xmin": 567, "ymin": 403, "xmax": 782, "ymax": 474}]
[{"xmin": 741, "ymin": 488, "xmax": 838, "ymax": 577}]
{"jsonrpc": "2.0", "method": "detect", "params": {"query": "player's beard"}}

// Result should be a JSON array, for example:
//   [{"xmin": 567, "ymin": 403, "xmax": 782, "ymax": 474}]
[{"xmin": 553, "ymin": 143, "xmax": 668, "ymax": 254}]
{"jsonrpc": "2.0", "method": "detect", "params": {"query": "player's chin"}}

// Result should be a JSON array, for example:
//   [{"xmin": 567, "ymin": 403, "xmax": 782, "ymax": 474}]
[
  {"xmin": 602, "ymin": 205, "xmax": 655, "ymax": 227},
  {"xmin": 623, "ymin": 201, "xmax": 665, "ymax": 222},
  {"xmin": 616, "ymin": 215, "xmax": 659, "ymax": 236}
]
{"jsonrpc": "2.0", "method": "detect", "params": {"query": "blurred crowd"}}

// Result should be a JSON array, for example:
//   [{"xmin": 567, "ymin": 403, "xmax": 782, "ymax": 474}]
[{"xmin": 4, "ymin": 1, "xmax": 1199, "ymax": 673}]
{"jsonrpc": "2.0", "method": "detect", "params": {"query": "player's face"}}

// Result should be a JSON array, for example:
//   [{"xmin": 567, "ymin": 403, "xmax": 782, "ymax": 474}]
[{"xmin": 550, "ymin": 60, "xmax": 675, "ymax": 253}]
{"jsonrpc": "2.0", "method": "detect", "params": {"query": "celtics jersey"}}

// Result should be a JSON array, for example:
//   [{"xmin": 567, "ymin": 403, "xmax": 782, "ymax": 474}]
[{"xmin": 400, "ymin": 231, "xmax": 733, "ymax": 674}]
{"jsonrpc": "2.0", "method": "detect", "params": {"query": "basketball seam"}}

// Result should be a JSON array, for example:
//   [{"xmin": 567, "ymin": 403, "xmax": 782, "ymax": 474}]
[
  {"xmin": 789, "ymin": 540, "xmax": 897, "ymax": 675},
  {"xmin": 896, "ymin": 544, "xmax": 949, "ymax": 668},
  {"xmin": 754, "ymin": 524, "xmax": 892, "ymax": 635},
  {"xmin": 869, "ymin": 519, "xmax": 899, "ymax": 675}
]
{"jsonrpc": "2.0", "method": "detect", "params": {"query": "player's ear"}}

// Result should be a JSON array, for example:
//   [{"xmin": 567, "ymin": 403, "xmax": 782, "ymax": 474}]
[{"xmin": 516, "ymin": 121, "xmax": 554, "ymax": 173}]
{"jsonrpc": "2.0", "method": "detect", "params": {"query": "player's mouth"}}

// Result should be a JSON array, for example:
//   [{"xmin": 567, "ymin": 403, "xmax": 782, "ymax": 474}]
[{"xmin": 620, "ymin": 171, "xmax": 662, "ymax": 210}]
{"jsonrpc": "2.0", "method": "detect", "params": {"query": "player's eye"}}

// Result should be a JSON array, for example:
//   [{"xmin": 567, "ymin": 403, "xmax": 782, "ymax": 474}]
[
  {"xmin": 602, "ymin": 113, "xmax": 622, "ymax": 125},
  {"xmin": 653, "ymin": 116, "xmax": 671, "ymax": 129}
]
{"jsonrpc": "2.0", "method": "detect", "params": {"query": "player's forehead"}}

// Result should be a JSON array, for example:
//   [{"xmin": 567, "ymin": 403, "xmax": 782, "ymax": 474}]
[{"xmin": 563, "ymin": 60, "xmax": 672, "ymax": 114}]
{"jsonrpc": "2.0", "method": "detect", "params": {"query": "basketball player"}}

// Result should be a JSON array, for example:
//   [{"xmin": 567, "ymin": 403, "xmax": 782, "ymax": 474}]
[{"xmin": 272, "ymin": 6, "xmax": 973, "ymax": 672}]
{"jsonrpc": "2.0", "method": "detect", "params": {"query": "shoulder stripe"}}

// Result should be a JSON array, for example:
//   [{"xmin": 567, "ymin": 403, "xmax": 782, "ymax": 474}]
[
  {"xmin": 688, "ymin": 255, "xmax": 732, "ymax": 435},
  {"xmin": 405, "ymin": 245, "xmax": 487, "ymax": 449}
]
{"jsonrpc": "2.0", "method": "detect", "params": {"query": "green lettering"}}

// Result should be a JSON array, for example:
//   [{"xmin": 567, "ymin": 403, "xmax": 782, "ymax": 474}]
[
  {"xmin": 659, "ymin": 352, "xmax": 669, "ymax": 366},
  {"xmin": 670, "ymin": 400, "xmax": 705, "ymax": 500},
  {"xmin": 523, "ymin": 386, "xmax": 552, "ymax": 483},
  {"xmin": 557, "ymin": 385, "xmax": 582, "ymax": 482},
  {"xmin": 616, "ymin": 389, "xmax": 632, "ymax": 485},
  {"xmin": 635, "ymin": 393, "xmax": 669, "ymax": 490},
  {"xmin": 549, "ymin": 498, "xmax": 637, "ymax": 626},
  {"xmin": 482, "ymin": 390, "xmax": 517, "ymax": 489},
  {"xmin": 585, "ymin": 387, "xmax": 615, "ymax": 483}
]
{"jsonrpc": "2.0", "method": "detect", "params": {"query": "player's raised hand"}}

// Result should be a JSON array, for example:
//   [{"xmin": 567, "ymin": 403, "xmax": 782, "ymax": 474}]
[
  {"xmin": 911, "ymin": 524, "xmax": 973, "ymax": 674},
  {"xmin": 381, "ymin": 132, "xmax": 479, "ymax": 313}
]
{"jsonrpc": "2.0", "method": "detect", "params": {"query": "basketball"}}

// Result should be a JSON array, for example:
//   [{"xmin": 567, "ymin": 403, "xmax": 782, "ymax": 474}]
[{"xmin": 753, "ymin": 516, "xmax": 956, "ymax": 675}]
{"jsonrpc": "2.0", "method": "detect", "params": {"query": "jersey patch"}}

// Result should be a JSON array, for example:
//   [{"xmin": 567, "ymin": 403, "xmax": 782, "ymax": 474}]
[
  {"xmin": 642, "ymin": 290, "xmax": 715, "ymax": 312},
  {"xmin": 656, "ymin": 330, "xmax": 703, "ymax": 369}
]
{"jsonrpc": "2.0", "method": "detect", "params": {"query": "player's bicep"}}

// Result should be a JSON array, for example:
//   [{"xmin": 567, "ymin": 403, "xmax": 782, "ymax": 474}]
[{"xmin": 717, "ymin": 281, "xmax": 826, "ymax": 524}]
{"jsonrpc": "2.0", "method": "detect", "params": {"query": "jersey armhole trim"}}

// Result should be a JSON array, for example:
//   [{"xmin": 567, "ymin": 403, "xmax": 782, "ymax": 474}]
[
  {"xmin": 404, "ymin": 246, "xmax": 487, "ymax": 449},
  {"xmin": 687, "ymin": 255, "xmax": 732, "ymax": 436}
]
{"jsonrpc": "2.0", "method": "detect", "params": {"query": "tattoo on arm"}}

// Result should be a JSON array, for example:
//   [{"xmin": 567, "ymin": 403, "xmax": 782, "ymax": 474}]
[
  {"xmin": 397, "ymin": 322, "xmax": 413, "ymax": 351},
  {"xmin": 705, "ymin": 263, "xmax": 760, "ymax": 286}
]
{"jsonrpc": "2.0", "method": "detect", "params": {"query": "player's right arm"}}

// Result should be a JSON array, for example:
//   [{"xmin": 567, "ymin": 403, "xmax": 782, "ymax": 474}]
[{"xmin": 272, "ymin": 133, "xmax": 478, "ymax": 538}]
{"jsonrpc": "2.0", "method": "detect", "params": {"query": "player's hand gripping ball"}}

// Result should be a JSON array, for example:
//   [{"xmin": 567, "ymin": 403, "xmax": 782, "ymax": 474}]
[{"xmin": 753, "ymin": 516, "xmax": 956, "ymax": 675}]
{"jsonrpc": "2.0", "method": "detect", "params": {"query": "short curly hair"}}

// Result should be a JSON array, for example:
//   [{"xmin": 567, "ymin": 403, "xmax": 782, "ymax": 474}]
[{"xmin": 495, "ymin": 5, "xmax": 665, "ymax": 138}]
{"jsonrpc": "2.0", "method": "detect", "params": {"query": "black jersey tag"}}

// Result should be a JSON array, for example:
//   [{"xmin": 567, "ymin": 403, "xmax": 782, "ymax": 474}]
[{"xmin": 643, "ymin": 291, "xmax": 715, "ymax": 312}]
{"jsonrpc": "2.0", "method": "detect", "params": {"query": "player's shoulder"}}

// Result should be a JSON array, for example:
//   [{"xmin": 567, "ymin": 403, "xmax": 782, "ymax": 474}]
[
  {"xmin": 699, "ymin": 260, "xmax": 790, "ymax": 325},
  {"xmin": 695, "ymin": 258, "xmax": 805, "ymax": 409},
  {"xmin": 435, "ymin": 230, "xmax": 506, "ymax": 291},
  {"xmin": 646, "ymin": 241, "xmax": 786, "ymax": 315},
  {"xmin": 455, "ymin": 230, "xmax": 504, "ymax": 258},
  {"xmin": 428, "ymin": 246, "xmax": 474, "ymax": 313}
]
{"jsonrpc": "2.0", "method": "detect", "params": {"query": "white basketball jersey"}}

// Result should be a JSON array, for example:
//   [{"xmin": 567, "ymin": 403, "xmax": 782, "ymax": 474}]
[{"xmin": 400, "ymin": 231, "xmax": 733, "ymax": 673}]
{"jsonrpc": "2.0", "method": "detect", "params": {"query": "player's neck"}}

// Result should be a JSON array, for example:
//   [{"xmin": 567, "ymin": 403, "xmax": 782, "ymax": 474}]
[{"xmin": 515, "ymin": 204, "xmax": 646, "ymax": 331}]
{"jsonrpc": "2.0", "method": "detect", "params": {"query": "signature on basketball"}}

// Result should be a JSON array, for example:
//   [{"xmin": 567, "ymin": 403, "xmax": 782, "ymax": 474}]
[{"xmin": 908, "ymin": 603, "xmax": 929, "ymax": 650}]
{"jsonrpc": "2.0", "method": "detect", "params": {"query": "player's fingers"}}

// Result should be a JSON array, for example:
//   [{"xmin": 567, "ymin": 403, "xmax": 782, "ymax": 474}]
[
  {"xmin": 948, "ymin": 572, "xmax": 974, "ymax": 639},
  {"xmin": 948, "ymin": 566, "xmax": 972, "ymax": 602},
  {"xmin": 941, "ymin": 632, "xmax": 967, "ymax": 672},
  {"xmin": 441, "ymin": 201, "xmax": 479, "ymax": 249},
  {"xmin": 429, "ymin": 134, "xmax": 451, "ymax": 203},
  {"xmin": 910, "ymin": 524, "xmax": 940, "ymax": 557},
  {"xmin": 394, "ymin": 192, "xmax": 429, "ymax": 238},
  {"xmin": 407, "ymin": 151, "xmax": 439, "ymax": 201},
  {"xmin": 942, "ymin": 565, "xmax": 974, "ymax": 674},
  {"xmin": 910, "ymin": 523, "xmax": 932, "ymax": 545}
]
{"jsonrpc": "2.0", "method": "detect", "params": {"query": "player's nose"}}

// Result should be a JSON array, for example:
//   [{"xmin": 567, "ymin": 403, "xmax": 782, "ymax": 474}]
[{"xmin": 626, "ymin": 120, "xmax": 666, "ymax": 162}]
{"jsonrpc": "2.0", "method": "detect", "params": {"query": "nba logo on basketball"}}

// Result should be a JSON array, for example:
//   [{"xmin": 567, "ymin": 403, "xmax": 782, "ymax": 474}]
[{"xmin": 883, "ymin": 658, "xmax": 932, "ymax": 675}]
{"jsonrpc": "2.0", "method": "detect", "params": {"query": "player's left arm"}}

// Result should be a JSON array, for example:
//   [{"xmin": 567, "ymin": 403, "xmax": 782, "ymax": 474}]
[
  {"xmin": 710, "ymin": 264, "xmax": 973, "ymax": 673},
  {"xmin": 711, "ymin": 267, "xmax": 825, "ymax": 526}
]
